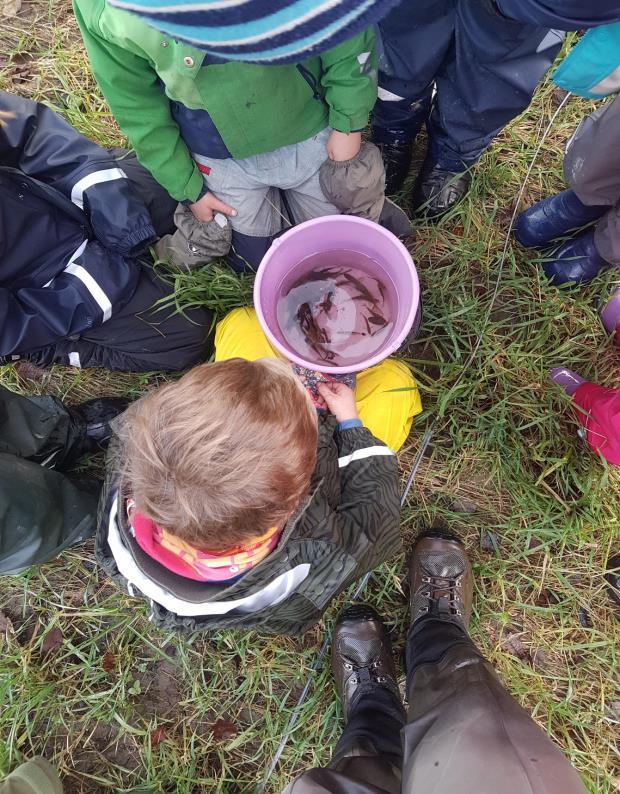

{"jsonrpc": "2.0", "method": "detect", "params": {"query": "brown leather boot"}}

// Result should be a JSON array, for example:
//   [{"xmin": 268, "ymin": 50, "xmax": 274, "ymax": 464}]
[
  {"xmin": 331, "ymin": 604, "xmax": 401, "ymax": 720},
  {"xmin": 409, "ymin": 530, "xmax": 473, "ymax": 631}
]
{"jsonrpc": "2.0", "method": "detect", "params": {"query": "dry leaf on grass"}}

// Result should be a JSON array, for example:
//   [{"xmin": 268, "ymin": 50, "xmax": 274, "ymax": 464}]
[
  {"xmin": 0, "ymin": 610, "xmax": 14, "ymax": 638},
  {"xmin": 41, "ymin": 626, "xmax": 63, "ymax": 653},
  {"xmin": 150, "ymin": 726, "xmax": 167, "ymax": 747},
  {"xmin": 532, "ymin": 648, "xmax": 550, "ymax": 672},
  {"xmin": 211, "ymin": 719, "xmax": 237, "ymax": 740},
  {"xmin": 102, "ymin": 650, "xmax": 116, "ymax": 673},
  {"xmin": 1, "ymin": 0, "xmax": 22, "ymax": 18},
  {"xmin": 501, "ymin": 633, "xmax": 531, "ymax": 662}
]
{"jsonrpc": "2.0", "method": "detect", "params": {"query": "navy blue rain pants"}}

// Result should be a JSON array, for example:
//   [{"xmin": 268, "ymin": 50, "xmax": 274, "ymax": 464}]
[{"xmin": 372, "ymin": 0, "xmax": 564, "ymax": 170}]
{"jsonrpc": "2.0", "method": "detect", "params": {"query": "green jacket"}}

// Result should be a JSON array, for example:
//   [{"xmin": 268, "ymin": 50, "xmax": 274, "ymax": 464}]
[{"xmin": 73, "ymin": 0, "xmax": 377, "ymax": 202}]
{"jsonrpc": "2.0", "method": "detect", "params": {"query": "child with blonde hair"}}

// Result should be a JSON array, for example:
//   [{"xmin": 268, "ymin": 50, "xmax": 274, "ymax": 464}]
[{"xmin": 97, "ymin": 309, "xmax": 421, "ymax": 635}]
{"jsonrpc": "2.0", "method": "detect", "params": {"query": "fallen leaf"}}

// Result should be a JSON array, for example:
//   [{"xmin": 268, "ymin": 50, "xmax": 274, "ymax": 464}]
[
  {"xmin": 551, "ymin": 87, "xmax": 570, "ymax": 108},
  {"xmin": 0, "ymin": 611, "xmax": 14, "ymax": 637},
  {"xmin": 41, "ymin": 626, "xmax": 63, "ymax": 653},
  {"xmin": 535, "ymin": 588, "xmax": 560, "ymax": 607},
  {"xmin": 501, "ymin": 633, "xmax": 530, "ymax": 662},
  {"xmin": 607, "ymin": 701, "xmax": 620, "ymax": 719},
  {"xmin": 212, "ymin": 719, "xmax": 237, "ymax": 740},
  {"xmin": 480, "ymin": 530, "xmax": 500, "ymax": 554},
  {"xmin": 1, "ymin": 0, "xmax": 21, "ymax": 17},
  {"xmin": 102, "ymin": 650, "xmax": 116, "ymax": 673},
  {"xmin": 450, "ymin": 497, "xmax": 477, "ymax": 514},
  {"xmin": 532, "ymin": 648, "xmax": 549, "ymax": 672},
  {"xmin": 150, "ymin": 726, "xmax": 167, "ymax": 747},
  {"xmin": 14, "ymin": 361, "xmax": 46, "ymax": 383}
]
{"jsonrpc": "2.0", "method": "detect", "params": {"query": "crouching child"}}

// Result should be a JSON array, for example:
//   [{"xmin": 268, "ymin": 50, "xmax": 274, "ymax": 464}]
[{"xmin": 96, "ymin": 357, "xmax": 402, "ymax": 635}]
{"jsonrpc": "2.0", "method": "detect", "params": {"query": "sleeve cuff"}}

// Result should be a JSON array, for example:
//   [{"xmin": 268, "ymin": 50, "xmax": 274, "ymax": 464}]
[
  {"xmin": 182, "ymin": 166, "xmax": 208, "ymax": 204},
  {"xmin": 336, "ymin": 418, "xmax": 363, "ymax": 432},
  {"xmin": 328, "ymin": 108, "xmax": 370, "ymax": 134}
]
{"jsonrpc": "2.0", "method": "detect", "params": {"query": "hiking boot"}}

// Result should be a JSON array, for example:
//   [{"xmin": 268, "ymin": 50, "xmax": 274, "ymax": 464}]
[
  {"xmin": 542, "ymin": 229, "xmax": 611, "ymax": 287},
  {"xmin": 375, "ymin": 139, "xmax": 413, "ymax": 195},
  {"xmin": 332, "ymin": 604, "xmax": 400, "ymax": 720},
  {"xmin": 412, "ymin": 158, "xmax": 471, "ymax": 218},
  {"xmin": 68, "ymin": 397, "xmax": 130, "ymax": 457},
  {"xmin": 409, "ymin": 530, "xmax": 473, "ymax": 631},
  {"xmin": 514, "ymin": 189, "xmax": 607, "ymax": 249}
]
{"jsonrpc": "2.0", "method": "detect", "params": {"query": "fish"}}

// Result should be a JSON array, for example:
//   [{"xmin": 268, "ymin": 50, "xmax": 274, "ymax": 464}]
[
  {"xmin": 340, "ymin": 271, "xmax": 378, "ymax": 304},
  {"xmin": 297, "ymin": 302, "xmax": 334, "ymax": 360},
  {"xmin": 319, "ymin": 291, "xmax": 334, "ymax": 314}
]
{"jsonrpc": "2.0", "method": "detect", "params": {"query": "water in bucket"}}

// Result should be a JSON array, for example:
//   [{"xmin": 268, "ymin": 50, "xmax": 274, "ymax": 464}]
[{"xmin": 276, "ymin": 249, "xmax": 395, "ymax": 368}]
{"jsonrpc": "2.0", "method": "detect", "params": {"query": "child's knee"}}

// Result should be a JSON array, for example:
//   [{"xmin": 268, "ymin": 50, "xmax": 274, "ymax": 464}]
[
  {"xmin": 215, "ymin": 307, "xmax": 278, "ymax": 362},
  {"xmin": 214, "ymin": 307, "xmax": 260, "ymax": 359},
  {"xmin": 362, "ymin": 358, "xmax": 423, "ymax": 424},
  {"xmin": 375, "ymin": 358, "xmax": 417, "ymax": 390}
]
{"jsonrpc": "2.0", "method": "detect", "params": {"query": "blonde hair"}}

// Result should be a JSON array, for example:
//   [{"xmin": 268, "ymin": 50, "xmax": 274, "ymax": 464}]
[{"xmin": 122, "ymin": 358, "xmax": 318, "ymax": 552}]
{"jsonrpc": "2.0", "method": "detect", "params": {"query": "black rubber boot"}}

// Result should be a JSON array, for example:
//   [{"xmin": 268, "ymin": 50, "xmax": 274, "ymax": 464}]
[
  {"xmin": 412, "ymin": 158, "xmax": 471, "ymax": 219},
  {"xmin": 67, "ymin": 397, "xmax": 130, "ymax": 459},
  {"xmin": 374, "ymin": 139, "xmax": 414, "ymax": 196}
]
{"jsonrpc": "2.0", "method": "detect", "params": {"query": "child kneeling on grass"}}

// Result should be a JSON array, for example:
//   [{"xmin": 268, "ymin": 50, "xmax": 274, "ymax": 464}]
[{"xmin": 96, "ymin": 308, "xmax": 421, "ymax": 635}]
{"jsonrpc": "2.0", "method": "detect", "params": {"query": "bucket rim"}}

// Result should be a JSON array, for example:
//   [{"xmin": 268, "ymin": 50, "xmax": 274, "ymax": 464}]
[{"xmin": 253, "ymin": 216, "xmax": 419, "ymax": 374}]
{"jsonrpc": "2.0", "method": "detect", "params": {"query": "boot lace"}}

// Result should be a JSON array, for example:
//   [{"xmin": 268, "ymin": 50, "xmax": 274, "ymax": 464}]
[{"xmin": 418, "ymin": 573, "xmax": 465, "ymax": 618}]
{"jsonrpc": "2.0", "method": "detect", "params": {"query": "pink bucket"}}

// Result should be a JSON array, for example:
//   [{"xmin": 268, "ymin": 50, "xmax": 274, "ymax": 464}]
[{"xmin": 253, "ymin": 215, "xmax": 420, "ymax": 374}]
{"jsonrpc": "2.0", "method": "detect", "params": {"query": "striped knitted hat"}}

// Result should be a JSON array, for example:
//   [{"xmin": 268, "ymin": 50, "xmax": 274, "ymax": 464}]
[{"xmin": 106, "ymin": 0, "xmax": 400, "ymax": 63}]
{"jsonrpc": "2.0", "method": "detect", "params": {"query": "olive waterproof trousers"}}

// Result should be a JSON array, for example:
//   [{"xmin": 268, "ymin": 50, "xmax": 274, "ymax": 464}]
[
  {"xmin": 284, "ymin": 620, "xmax": 587, "ymax": 794},
  {"xmin": 0, "ymin": 387, "xmax": 98, "ymax": 575}
]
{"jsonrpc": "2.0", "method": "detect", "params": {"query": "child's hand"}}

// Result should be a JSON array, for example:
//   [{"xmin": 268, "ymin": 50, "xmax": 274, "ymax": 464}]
[
  {"xmin": 190, "ymin": 191, "xmax": 237, "ymax": 223},
  {"xmin": 317, "ymin": 381, "xmax": 358, "ymax": 423},
  {"xmin": 326, "ymin": 130, "xmax": 362, "ymax": 162}
]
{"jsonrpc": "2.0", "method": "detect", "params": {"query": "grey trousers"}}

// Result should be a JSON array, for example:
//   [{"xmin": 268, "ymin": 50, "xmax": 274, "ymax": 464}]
[
  {"xmin": 564, "ymin": 94, "xmax": 620, "ymax": 265},
  {"xmin": 0, "ymin": 387, "xmax": 98, "ymax": 575},
  {"xmin": 284, "ymin": 643, "xmax": 587, "ymax": 794}
]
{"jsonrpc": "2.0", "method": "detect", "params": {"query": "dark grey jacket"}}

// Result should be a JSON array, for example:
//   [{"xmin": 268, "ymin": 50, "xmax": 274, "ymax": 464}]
[{"xmin": 95, "ymin": 415, "xmax": 401, "ymax": 636}]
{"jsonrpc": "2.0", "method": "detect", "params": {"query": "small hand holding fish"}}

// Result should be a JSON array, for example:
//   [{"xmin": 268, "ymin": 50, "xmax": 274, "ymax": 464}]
[{"xmin": 317, "ymin": 381, "xmax": 358, "ymax": 423}]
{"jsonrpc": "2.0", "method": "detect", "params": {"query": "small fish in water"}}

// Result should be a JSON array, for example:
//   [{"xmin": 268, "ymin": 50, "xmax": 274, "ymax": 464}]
[{"xmin": 276, "ymin": 255, "xmax": 394, "ymax": 367}]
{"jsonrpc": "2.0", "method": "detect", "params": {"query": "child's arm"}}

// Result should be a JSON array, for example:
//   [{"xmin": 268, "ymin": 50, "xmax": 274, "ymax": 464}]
[
  {"xmin": 73, "ymin": 0, "xmax": 204, "ymax": 204},
  {"xmin": 333, "ymin": 423, "xmax": 401, "ymax": 571},
  {"xmin": 317, "ymin": 382, "xmax": 400, "ymax": 561},
  {"xmin": 319, "ymin": 27, "xmax": 378, "ymax": 159}
]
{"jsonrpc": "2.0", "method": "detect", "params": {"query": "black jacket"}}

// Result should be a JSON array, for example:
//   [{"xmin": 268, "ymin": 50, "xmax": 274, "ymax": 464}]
[
  {"xmin": 96, "ymin": 415, "xmax": 402, "ymax": 636},
  {"xmin": 0, "ymin": 91, "xmax": 156, "ymax": 358}
]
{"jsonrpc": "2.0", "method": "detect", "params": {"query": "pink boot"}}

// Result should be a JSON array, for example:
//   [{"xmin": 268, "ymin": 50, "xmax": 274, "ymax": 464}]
[
  {"xmin": 550, "ymin": 369, "xmax": 620, "ymax": 466},
  {"xmin": 549, "ymin": 367, "xmax": 586, "ymax": 396},
  {"xmin": 601, "ymin": 287, "xmax": 620, "ymax": 343}
]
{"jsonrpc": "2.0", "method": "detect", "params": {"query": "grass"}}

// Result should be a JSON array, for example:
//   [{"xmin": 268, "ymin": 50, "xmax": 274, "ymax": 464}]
[{"xmin": 1, "ymin": 4, "xmax": 619, "ymax": 792}]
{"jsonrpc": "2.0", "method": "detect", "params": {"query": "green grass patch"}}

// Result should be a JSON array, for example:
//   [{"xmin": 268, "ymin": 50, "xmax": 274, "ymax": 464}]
[{"xmin": 1, "ymin": 6, "xmax": 619, "ymax": 792}]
